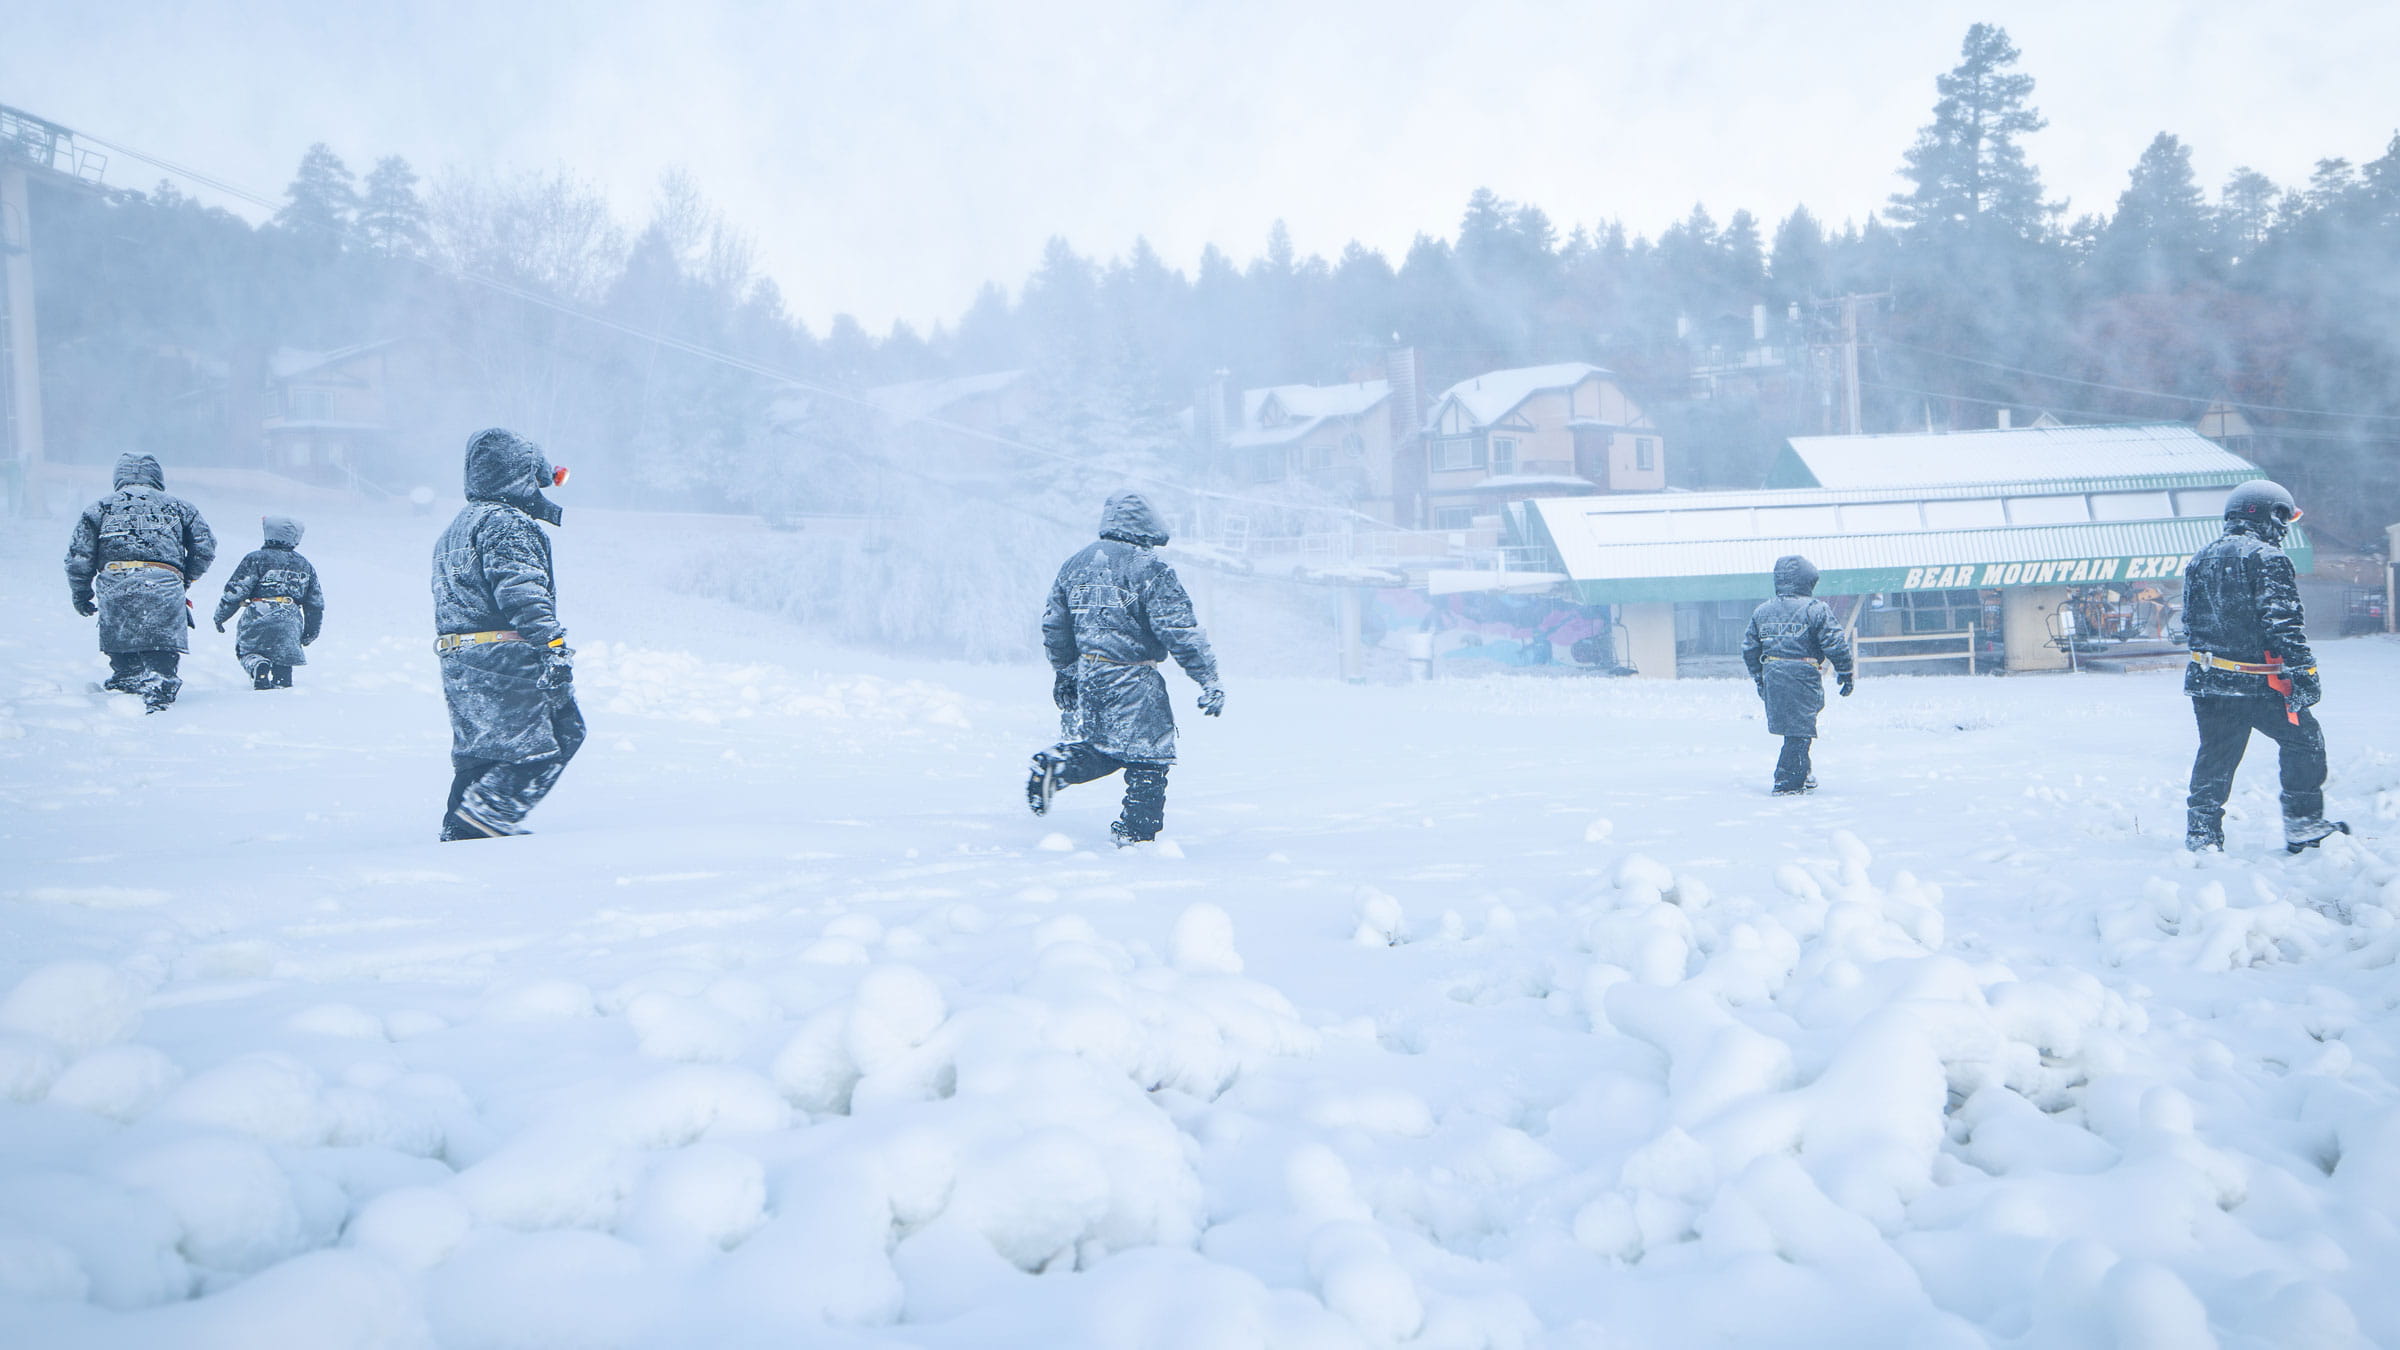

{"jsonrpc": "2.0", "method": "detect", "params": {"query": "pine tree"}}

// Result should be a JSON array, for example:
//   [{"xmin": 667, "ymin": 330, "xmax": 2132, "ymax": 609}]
[
  {"xmin": 356, "ymin": 156, "xmax": 428, "ymax": 258},
  {"xmin": 2216, "ymin": 167, "xmax": 2280, "ymax": 261},
  {"xmin": 1888, "ymin": 25, "xmax": 2057, "ymax": 241},
  {"xmin": 2093, "ymin": 132, "xmax": 2210, "ymax": 292},
  {"xmin": 1768, "ymin": 207, "xmax": 1827, "ymax": 302},
  {"xmin": 274, "ymin": 143, "xmax": 358, "ymax": 249}
]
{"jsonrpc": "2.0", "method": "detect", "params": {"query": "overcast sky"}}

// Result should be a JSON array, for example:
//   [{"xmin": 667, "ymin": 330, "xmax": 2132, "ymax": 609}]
[{"xmin": 8, "ymin": 1, "xmax": 2396, "ymax": 333}]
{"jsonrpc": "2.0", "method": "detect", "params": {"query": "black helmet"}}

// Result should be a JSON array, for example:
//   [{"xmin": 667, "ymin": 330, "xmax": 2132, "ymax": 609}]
[{"xmin": 2222, "ymin": 479, "xmax": 2299, "ymax": 526}]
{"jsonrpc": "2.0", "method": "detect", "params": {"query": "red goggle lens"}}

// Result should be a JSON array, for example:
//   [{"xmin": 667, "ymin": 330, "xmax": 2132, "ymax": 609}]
[{"xmin": 551, "ymin": 466, "xmax": 570, "ymax": 488}]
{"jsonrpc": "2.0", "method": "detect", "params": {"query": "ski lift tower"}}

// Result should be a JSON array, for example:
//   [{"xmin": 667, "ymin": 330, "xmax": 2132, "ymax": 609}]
[{"xmin": 1, "ymin": 103, "xmax": 109, "ymax": 516}]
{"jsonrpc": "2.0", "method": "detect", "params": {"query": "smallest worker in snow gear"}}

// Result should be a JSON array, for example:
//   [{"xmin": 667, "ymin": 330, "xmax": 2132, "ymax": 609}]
[
  {"xmin": 1741, "ymin": 555, "xmax": 1855, "ymax": 795},
  {"xmin": 432, "ymin": 428, "xmax": 585, "ymax": 841},
  {"xmin": 1029, "ymin": 492, "xmax": 1222, "ymax": 845},
  {"xmin": 214, "ymin": 517, "xmax": 325, "ymax": 689},
  {"xmin": 64, "ymin": 453, "xmax": 217, "ymax": 713},
  {"xmin": 2179, "ymin": 479, "xmax": 2345, "ymax": 853}
]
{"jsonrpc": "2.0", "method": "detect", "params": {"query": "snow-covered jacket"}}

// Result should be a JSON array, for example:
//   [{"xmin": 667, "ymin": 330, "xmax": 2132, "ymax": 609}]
[
  {"xmin": 2180, "ymin": 518, "xmax": 2315, "ymax": 700},
  {"xmin": 66, "ymin": 454, "xmax": 217, "ymax": 654},
  {"xmin": 1041, "ymin": 493, "xmax": 1219, "ymax": 763},
  {"xmin": 434, "ymin": 430, "xmax": 574, "ymax": 762},
  {"xmin": 1741, "ymin": 556, "xmax": 1853, "ymax": 739},
  {"xmin": 215, "ymin": 517, "xmax": 325, "ymax": 666}
]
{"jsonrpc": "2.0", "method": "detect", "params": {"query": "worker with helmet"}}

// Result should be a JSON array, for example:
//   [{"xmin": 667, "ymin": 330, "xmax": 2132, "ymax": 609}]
[{"xmin": 2179, "ymin": 479, "xmax": 2346, "ymax": 853}]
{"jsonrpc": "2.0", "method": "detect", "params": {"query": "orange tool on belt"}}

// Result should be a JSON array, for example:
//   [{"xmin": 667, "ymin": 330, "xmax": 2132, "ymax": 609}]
[{"xmin": 2262, "ymin": 655, "xmax": 2300, "ymax": 726}]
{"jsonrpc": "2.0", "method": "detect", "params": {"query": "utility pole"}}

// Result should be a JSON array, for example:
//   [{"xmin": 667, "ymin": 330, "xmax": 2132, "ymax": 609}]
[{"xmin": 1810, "ymin": 293, "xmax": 1887, "ymax": 437}]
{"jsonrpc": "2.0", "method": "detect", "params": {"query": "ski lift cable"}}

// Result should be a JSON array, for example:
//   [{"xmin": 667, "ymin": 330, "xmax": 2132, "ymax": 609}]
[
  {"xmin": 69, "ymin": 121, "xmax": 1436, "ymax": 538},
  {"xmin": 1883, "ymin": 338, "xmax": 2400, "ymax": 424},
  {"xmin": 1858, "ymin": 379, "xmax": 2159, "ymax": 427}
]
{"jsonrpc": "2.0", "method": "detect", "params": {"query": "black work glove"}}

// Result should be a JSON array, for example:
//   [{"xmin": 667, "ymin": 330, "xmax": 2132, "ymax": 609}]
[
  {"xmin": 213, "ymin": 617, "xmax": 226, "ymax": 633},
  {"xmin": 537, "ymin": 644, "xmax": 575, "ymax": 693},
  {"xmin": 1838, "ymin": 671, "xmax": 1856, "ymax": 697},
  {"xmin": 1198, "ymin": 686, "xmax": 1225, "ymax": 718},
  {"xmin": 74, "ymin": 597, "xmax": 97, "ymax": 618},
  {"xmin": 2287, "ymin": 668, "xmax": 2321, "ymax": 712},
  {"xmin": 1752, "ymin": 673, "xmax": 1765, "ymax": 698},
  {"xmin": 1052, "ymin": 667, "xmax": 1077, "ymax": 711}
]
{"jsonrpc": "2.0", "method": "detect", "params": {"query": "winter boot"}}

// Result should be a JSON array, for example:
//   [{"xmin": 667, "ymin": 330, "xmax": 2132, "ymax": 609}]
[
  {"xmin": 137, "ymin": 673, "xmax": 180, "ymax": 714},
  {"xmin": 444, "ymin": 793, "xmax": 529, "ymax": 841},
  {"xmin": 253, "ymin": 672, "xmax": 276, "ymax": 691},
  {"xmin": 272, "ymin": 664, "xmax": 294, "ymax": 688},
  {"xmin": 2285, "ymin": 819, "xmax": 2351, "ymax": 854},
  {"xmin": 245, "ymin": 655, "xmax": 274, "ymax": 690},
  {"xmin": 1108, "ymin": 819, "xmax": 1153, "ymax": 848},
  {"xmin": 2185, "ymin": 808, "xmax": 2224, "ymax": 852},
  {"xmin": 1026, "ymin": 749, "xmax": 1064, "ymax": 817}
]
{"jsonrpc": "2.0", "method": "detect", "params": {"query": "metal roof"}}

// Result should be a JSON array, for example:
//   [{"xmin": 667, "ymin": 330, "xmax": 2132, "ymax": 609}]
[
  {"xmin": 1528, "ymin": 496, "xmax": 2312, "ymax": 604},
  {"xmin": 1774, "ymin": 422, "xmax": 2257, "ymax": 490}
]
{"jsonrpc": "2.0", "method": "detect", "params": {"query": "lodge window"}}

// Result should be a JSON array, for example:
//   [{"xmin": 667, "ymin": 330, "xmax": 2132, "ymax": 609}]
[
  {"xmin": 1432, "ymin": 435, "xmax": 1483, "ymax": 471},
  {"xmin": 1434, "ymin": 506, "xmax": 1475, "ymax": 530},
  {"xmin": 1893, "ymin": 589, "xmax": 1986, "ymax": 634},
  {"xmin": 1635, "ymin": 437, "xmax": 1656, "ymax": 471},
  {"xmin": 1307, "ymin": 442, "xmax": 1336, "ymax": 470},
  {"xmin": 1491, "ymin": 436, "xmax": 1518, "ymax": 475},
  {"xmin": 1341, "ymin": 431, "xmax": 1365, "ymax": 460}
]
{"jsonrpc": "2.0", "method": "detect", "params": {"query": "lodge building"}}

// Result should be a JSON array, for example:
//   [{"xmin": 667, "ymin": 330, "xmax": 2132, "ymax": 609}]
[{"xmin": 1515, "ymin": 422, "xmax": 2296, "ymax": 678}]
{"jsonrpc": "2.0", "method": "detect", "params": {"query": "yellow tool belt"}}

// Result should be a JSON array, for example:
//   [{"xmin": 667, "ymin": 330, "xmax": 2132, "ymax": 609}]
[
  {"xmin": 104, "ymin": 560, "xmax": 183, "ymax": 578},
  {"xmin": 1084, "ymin": 654, "xmax": 1160, "ymax": 667},
  {"xmin": 1760, "ymin": 655, "xmax": 1821, "ymax": 665},
  {"xmin": 2189, "ymin": 652, "xmax": 2316, "ymax": 676},
  {"xmin": 435, "ymin": 629, "xmax": 523, "ymax": 653},
  {"xmin": 247, "ymin": 596, "xmax": 296, "ymax": 605}
]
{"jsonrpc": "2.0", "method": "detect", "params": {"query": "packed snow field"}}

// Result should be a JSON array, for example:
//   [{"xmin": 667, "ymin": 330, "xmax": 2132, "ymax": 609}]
[{"xmin": 4, "ymin": 492, "xmax": 2400, "ymax": 1348}]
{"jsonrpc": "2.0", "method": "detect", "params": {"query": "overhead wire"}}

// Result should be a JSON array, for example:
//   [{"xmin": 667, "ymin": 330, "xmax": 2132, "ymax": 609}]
[
  {"xmin": 70, "ymin": 120, "xmax": 1437, "ymax": 542},
  {"xmin": 1881, "ymin": 337, "xmax": 2400, "ymax": 425}
]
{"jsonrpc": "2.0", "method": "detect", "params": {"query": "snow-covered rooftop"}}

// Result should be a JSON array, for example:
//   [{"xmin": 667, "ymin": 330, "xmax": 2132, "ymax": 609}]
[
  {"xmin": 867, "ymin": 369, "xmax": 1026, "ymax": 423},
  {"xmin": 1227, "ymin": 380, "xmax": 1388, "ymax": 448},
  {"xmin": 267, "ymin": 339, "xmax": 396, "ymax": 382},
  {"xmin": 1428, "ymin": 362, "xmax": 1613, "ymax": 429},
  {"xmin": 1774, "ymin": 422, "xmax": 2257, "ymax": 491}
]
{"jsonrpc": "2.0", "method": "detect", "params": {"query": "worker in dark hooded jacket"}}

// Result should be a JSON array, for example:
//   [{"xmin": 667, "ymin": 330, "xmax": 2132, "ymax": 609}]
[
  {"xmin": 1740, "ymin": 555, "xmax": 1855, "ymax": 795},
  {"xmin": 2179, "ymin": 479, "xmax": 2345, "ymax": 853},
  {"xmin": 65, "ymin": 453, "xmax": 217, "ymax": 712},
  {"xmin": 213, "ymin": 516, "xmax": 325, "ymax": 689},
  {"xmin": 431, "ymin": 428, "xmax": 584, "ymax": 840},
  {"xmin": 1028, "ymin": 492, "xmax": 1224, "ymax": 845}
]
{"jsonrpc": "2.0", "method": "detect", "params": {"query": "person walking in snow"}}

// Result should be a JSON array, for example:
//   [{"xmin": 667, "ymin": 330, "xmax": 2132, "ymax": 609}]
[
  {"xmin": 212, "ymin": 516, "xmax": 325, "ymax": 690},
  {"xmin": 1741, "ymin": 554, "xmax": 1854, "ymax": 796},
  {"xmin": 1027, "ymin": 492, "xmax": 1224, "ymax": 846},
  {"xmin": 2179, "ymin": 479, "xmax": 2346, "ymax": 853},
  {"xmin": 64, "ymin": 453, "xmax": 217, "ymax": 713},
  {"xmin": 431, "ymin": 428, "xmax": 584, "ymax": 841}
]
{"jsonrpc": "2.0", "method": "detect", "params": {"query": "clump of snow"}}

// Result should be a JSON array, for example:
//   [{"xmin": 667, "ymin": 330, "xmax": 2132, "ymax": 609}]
[{"xmin": 0, "ymin": 960, "xmax": 145, "ymax": 1055}]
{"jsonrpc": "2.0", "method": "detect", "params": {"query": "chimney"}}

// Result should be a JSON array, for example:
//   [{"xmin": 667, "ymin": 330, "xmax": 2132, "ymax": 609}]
[
  {"xmin": 1674, "ymin": 314, "xmax": 1691, "ymax": 341},
  {"xmin": 1751, "ymin": 304, "xmax": 1767, "ymax": 343},
  {"xmin": 1385, "ymin": 346, "xmax": 1422, "ymax": 445}
]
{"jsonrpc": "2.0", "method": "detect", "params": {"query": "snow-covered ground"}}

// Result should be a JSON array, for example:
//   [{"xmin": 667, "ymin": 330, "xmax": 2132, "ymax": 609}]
[{"xmin": 3, "ymin": 493, "xmax": 2399, "ymax": 1348}]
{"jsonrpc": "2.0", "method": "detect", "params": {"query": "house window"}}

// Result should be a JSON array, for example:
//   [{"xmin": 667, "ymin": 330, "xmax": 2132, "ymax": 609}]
[
  {"xmin": 1635, "ymin": 438, "xmax": 1656, "ymax": 471},
  {"xmin": 1432, "ymin": 436, "xmax": 1482, "ymax": 471},
  {"xmin": 1434, "ymin": 506, "xmax": 1476, "ymax": 530},
  {"xmin": 1491, "ymin": 436, "xmax": 1518, "ymax": 476},
  {"xmin": 1307, "ymin": 442, "xmax": 1336, "ymax": 470},
  {"xmin": 1341, "ymin": 432, "xmax": 1365, "ymax": 461}
]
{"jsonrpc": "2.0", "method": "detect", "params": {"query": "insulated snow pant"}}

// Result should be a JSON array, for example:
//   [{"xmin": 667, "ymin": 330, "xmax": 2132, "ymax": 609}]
[
  {"xmin": 2185, "ymin": 695, "xmax": 2325, "ymax": 839},
  {"xmin": 1050, "ymin": 741, "xmax": 1169, "ymax": 840},
  {"xmin": 1774, "ymin": 736, "xmax": 1813, "ymax": 793},
  {"xmin": 445, "ymin": 692, "xmax": 586, "ymax": 834},
  {"xmin": 105, "ymin": 650, "xmax": 182, "ymax": 706}
]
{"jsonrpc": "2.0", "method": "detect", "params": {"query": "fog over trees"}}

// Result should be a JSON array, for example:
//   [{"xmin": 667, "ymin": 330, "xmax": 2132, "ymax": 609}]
[{"xmin": 27, "ymin": 23, "xmax": 2400, "ymax": 549}]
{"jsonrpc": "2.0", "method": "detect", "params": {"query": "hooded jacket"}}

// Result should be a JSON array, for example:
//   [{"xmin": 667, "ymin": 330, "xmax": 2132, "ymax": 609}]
[
  {"xmin": 66, "ymin": 454, "xmax": 217, "ymax": 654},
  {"xmin": 2180, "ymin": 517, "xmax": 2314, "ymax": 700},
  {"xmin": 1041, "ymin": 493, "xmax": 1218, "ymax": 763},
  {"xmin": 1741, "ymin": 555, "xmax": 1854, "ymax": 738},
  {"xmin": 215, "ymin": 517, "xmax": 326, "ymax": 662},
  {"xmin": 433, "ymin": 430, "xmax": 575, "ymax": 762}
]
